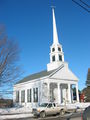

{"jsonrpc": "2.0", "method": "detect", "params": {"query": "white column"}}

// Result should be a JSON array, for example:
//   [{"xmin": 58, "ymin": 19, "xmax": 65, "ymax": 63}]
[
  {"xmin": 62, "ymin": 54, "xmax": 64, "ymax": 62},
  {"xmin": 76, "ymin": 84, "xmax": 79, "ymax": 102},
  {"xmin": 58, "ymin": 83, "xmax": 61, "ymax": 104},
  {"xmin": 71, "ymin": 88, "xmax": 73, "ymax": 103},
  {"xmin": 48, "ymin": 83, "xmax": 50, "ymax": 102},
  {"xmin": 50, "ymin": 54, "xmax": 52, "ymax": 63},
  {"xmin": 13, "ymin": 89, "xmax": 16, "ymax": 104},
  {"xmin": 31, "ymin": 88, "xmax": 34, "ymax": 107},
  {"xmin": 68, "ymin": 84, "xmax": 71, "ymax": 103},
  {"xmin": 19, "ymin": 90, "xmax": 21, "ymax": 105},
  {"xmin": 40, "ymin": 82, "xmax": 43, "ymax": 104},
  {"xmin": 56, "ymin": 53, "xmax": 59, "ymax": 61},
  {"xmin": 25, "ymin": 89, "xmax": 27, "ymax": 104},
  {"xmin": 38, "ymin": 82, "xmax": 41, "ymax": 105}
]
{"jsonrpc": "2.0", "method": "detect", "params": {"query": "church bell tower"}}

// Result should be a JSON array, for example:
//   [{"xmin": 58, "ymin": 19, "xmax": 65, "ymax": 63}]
[{"xmin": 47, "ymin": 8, "xmax": 64, "ymax": 71}]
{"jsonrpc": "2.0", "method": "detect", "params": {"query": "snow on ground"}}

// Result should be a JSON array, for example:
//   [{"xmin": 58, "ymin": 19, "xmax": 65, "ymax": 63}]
[
  {"xmin": 0, "ymin": 106, "xmax": 33, "ymax": 120},
  {"xmin": 0, "ymin": 113, "xmax": 33, "ymax": 120},
  {"xmin": 0, "ymin": 102, "xmax": 90, "ymax": 115},
  {"xmin": 0, "ymin": 106, "xmax": 32, "ymax": 115},
  {"xmin": 0, "ymin": 102, "xmax": 90, "ymax": 120},
  {"xmin": 66, "ymin": 102, "xmax": 90, "ymax": 109},
  {"xmin": 75, "ymin": 102, "xmax": 90, "ymax": 109}
]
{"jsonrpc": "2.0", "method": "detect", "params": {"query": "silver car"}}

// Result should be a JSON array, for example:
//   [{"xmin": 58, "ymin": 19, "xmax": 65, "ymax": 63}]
[{"xmin": 32, "ymin": 103, "xmax": 65, "ymax": 118}]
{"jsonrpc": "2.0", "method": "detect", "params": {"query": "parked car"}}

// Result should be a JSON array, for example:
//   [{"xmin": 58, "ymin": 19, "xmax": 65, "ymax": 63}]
[
  {"xmin": 82, "ymin": 106, "xmax": 90, "ymax": 120},
  {"xmin": 65, "ymin": 104, "xmax": 78, "ymax": 113},
  {"xmin": 32, "ymin": 103, "xmax": 66, "ymax": 118}
]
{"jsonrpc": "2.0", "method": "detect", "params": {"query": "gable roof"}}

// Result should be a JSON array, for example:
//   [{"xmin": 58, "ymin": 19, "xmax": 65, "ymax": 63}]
[
  {"xmin": 16, "ymin": 69, "xmax": 55, "ymax": 84},
  {"xmin": 50, "ymin": 64, "xmax": 78, "ymax": 81},
  {"xmin": 15, "ymin": 63, "xmax": 78, "ymax": 85}
]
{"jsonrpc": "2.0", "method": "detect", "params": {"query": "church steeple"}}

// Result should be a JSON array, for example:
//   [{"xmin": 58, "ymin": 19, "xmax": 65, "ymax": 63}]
[
  {"xmin": 47, "ymin": 8, "xmax": 64, "ymax": 71},
  {"xmin": 52, "ymin": 8, "xmax": 59, "ymax": 44}
]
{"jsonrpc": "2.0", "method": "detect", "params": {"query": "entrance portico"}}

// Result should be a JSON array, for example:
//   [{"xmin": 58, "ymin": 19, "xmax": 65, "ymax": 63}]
[{"xmin": 46, "ymin": 82, "xmax": 79, "ymax": 104}]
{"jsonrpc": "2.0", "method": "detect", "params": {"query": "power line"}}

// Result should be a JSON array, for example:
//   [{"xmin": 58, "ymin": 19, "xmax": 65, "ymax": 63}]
[
  {"xmin": 72, "ymin": 0, "xmax": 90, "ymax": 13},
  {"xmin": 80, "ymin": 0, "xmax": 90, "ymax": 8}
]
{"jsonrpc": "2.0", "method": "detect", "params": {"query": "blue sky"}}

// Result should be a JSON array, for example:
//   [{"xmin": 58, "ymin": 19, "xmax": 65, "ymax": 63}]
[{"xmin": 0, "ymin": 0, "xmax": 90, "ymax": 91}]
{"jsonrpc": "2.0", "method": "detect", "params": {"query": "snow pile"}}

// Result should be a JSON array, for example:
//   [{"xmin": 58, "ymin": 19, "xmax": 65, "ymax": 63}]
[
  {"xmin": 66, "ymin": 102, "xmax": 90, "ymax": 110},
  {"xmin": 0, "ymin": 106, "xmax": 32, "ymax": 115},
  {"xmin": 75, "ymin": 102, "xmax": 90, "ymax": 109}
]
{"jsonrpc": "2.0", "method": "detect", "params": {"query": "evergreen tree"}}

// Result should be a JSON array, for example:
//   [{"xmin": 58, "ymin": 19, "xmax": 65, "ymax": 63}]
[
  {"xmin": 82, "ymin": 69, "xmax": 90, "ymax": 102},
  {"xmin": 86, "ymin": 68, "xmax": 90, "ymax": 87}
]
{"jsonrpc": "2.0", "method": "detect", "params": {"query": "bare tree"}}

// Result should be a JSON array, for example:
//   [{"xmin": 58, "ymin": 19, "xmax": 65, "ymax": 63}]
[{"xmin": 0, "ymin": 25, "xmax": 22, "ymax": 98}]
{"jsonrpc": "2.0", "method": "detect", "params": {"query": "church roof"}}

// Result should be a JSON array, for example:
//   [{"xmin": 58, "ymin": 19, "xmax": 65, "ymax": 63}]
[{"xmin": 16, "ymin": 69, "xmax": 55, "ymax": 84}]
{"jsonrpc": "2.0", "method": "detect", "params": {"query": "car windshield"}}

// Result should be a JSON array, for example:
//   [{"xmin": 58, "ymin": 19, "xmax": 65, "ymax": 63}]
[{"xmin": 39, "ymin": 103, "xmax": 48, "ymax": 107}]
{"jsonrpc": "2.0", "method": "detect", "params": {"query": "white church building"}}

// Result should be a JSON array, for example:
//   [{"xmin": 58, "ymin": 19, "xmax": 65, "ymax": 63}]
[{"xmin": 13, "ymin": 8, "xmax": 79, "ymax": 107}]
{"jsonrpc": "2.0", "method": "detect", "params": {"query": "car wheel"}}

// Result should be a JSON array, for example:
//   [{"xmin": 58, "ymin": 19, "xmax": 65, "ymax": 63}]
[
  {"xmin": 33, "ymin": 114, "xmax": 38, "ymax": 118},
  {"xmin": 40, "ymin": 111, "xmax": 46, "ymax": 118},
  {"xmin": 60, "ymin": 109, "xmax": 65, "ymax": 116},
  {"xmin": 74, "ymin": 109, "xmax": 77, "ymax": 113}
]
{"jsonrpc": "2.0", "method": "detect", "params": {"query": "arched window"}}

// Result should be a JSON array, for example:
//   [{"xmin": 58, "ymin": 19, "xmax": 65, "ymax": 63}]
[
  {"xmin": 52, "ymin": 48, "xmax": 55, "ymax": 52},
  {"xmin": 52, "ymin": 56, "xmax": 55, "ymax": 62},
  {"xmin": 59, "ymin": 55, "xmax": 62, "ymax": 61},
  {"xmin": 58, "ymin": 47, "xmax": 61, "ymax": 51}
]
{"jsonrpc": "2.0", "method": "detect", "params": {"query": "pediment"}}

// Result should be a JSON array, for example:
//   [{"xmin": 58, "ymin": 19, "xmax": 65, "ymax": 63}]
[{"xmin": 50, "ymin": 65, "xmax": 78, "ymax": 81}]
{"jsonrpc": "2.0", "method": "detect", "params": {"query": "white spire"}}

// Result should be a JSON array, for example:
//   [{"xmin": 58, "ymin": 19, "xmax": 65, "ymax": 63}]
[
  {"xmin": 47, "ymin": 7, "xmax": 64, "ymax": 71},
  {"xmin": 52, "ymin": 8, "xmax": 59, "ymax": 44}
]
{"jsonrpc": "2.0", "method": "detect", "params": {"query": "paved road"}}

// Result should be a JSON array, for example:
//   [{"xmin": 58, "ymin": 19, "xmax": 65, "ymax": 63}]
[{"xmin": 7, "ymin": 112, "xmax": 82, "ymax": 120}]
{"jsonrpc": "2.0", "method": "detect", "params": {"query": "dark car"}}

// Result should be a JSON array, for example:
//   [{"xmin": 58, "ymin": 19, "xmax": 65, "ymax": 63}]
[{"xmin": 82, "ymin": 106, "xmax": 90, "ymax": 120}]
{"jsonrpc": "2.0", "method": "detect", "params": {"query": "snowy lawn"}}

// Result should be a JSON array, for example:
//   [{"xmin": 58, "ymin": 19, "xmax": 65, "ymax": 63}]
[
  {"xmin": 0, "ymin": 106, "xmax": 32, "ymax": 115},
  {"xmin": 66, "ymin": 102, "xmax": 90, "ymax": 110},
  {"xmin": 0, "ymin": 106, "xmax": 33, "ymax": 120},
  {"xmin": 0, "ymin": 102, "xmax": 90, "ymax": 115},
  {"xmin": 0, "ymin": 113, "xmax": 33, "ymax": 120},
  {"xmin": 0, "ymin": 102, "xmax": 90, "ymax": 120}
]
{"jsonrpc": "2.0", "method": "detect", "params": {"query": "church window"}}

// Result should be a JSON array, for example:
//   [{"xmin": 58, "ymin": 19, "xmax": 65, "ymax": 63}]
[
  {"xmin": 27, "ymin": 89, "xmax": 32, "ymax": 102},
  {"xmin": 58, "ymin": 47, "xmax": 61, "ymax": 51},
  {"xmin": 59, "ymin": 55, "xmax": 62, "ymax": 61},
  {"xmin": 21, "ymin": 90, "xmax": 25, "ymax": 103},
  {"xmin": 33, "ymin": 88, "xmax": 38, "ymax": 102},
  {"xmin": 16, "ymin": 91, "xmax": 19, "ymax": 103},
  {"xmin": 52, "ymin": 48, "xmax": 55, "ymax": 52},
  {"xmin": 52, "ymin": 56, "xmax": 55, "ymax": 62}
]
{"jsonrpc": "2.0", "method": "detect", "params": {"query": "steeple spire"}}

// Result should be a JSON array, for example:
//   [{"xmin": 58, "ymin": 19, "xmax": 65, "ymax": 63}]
[
  {"xmin": 52, "ymin": 8, "xmax": 59, "ymax": 44},
  {"xmin": 47, "ymin": 8, "xmax": 64, "ymax": 71}
]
